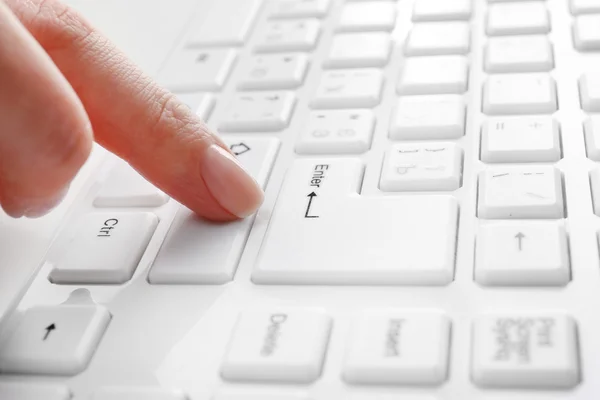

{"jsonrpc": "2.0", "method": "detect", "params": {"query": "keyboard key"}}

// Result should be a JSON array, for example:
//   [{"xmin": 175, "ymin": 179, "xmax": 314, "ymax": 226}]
[
  {"xmin": 405, "ymin": 22, "xmax": 470, "ymax": 56},
  {"xmin": 412, "ymin": 0, "xmax": 472, "ymax": 21},
  {"xmin": 585, "ymin": 116, "xmax": 600, "ymax": 160},
  {"xmin": 343, "ymin": 311, "xmax": 450, "ymax": 385},
  {"xmin": 175, "ymin": 93, "xmax": 215, "ymax": 120},
  {"xmin": 221, "ymin": 309, "xmax": 332, "ymax": 383},
  {"xmin": 324, "ymin": 33, "xmax": 391, "ymax": 69},
  {"xmin": 472, "ymin": 313, "xmax": 580, "ymax": 388},
  {"xmin": 185, "ymin": 0, "xmax": 261, "ymax": 47},
  {"xmin": 478, "ymin": 166, "xmax": 564, "ymax": 219},
  {"xmin": 380, "ymin": 143, "xmax": 463, "ymax": 192},
  {"xmin": 485, "ymin": 36, "xmax": 554, "ymax": 73},
  {"xmin": 588, "ymin": 168, "xmax": 600, "ymax": 216},
  {"xmin": 310, "ymin": 69, "xmax": 384, "ymax": 109},
  {"xmin": 0, "ymin": 305, "xmax": 110, "ymax": 375},
  {"xmin": 483, "ymin": 74, "xmax": 557, "ymax": 115},
  {"xmin": 390, "ymin": 95, "xmax": 466, "ymax": 140},
  {"xmin": 397, "ymin": 56, "xmax": 469, "ymax": 95},
  {"xmin": 253, "ymin": 159, "xmax": 458, "ymax": 285},
  {"xmin": 91, "ymin": 388, "xmax": 187, "ymax": 400},
  {"xmin": 158, "ymin": 49, "xmax": 237, "ymax": 92},
  {"xmin": 254, "ymin": 20, "xmax": 321, "ymax": 53},
  {"xmin": 481, "ymin": 116, "xmax": 561, "ymax": 163},
  {"xmin": 237, "ymin": 54, "xmax": 309, "ymax": 91},
  {"xmin": 336, "ymin": 1, "xmax": 397, "ymax": 32},
  {"xmin": 93, "ymin": 160, "xmax": 169, "ymax": 208},
  {"xmin": 149, "ymin": 138, "xmax": 279, "ymax": 284},
  {"xmin": 218, "ymin": 92, "xmax": 296, "ymax": 132},
  {"xmin": 573, "ymin": 15, "xmax": 600, "ymax": 51},
  {"xmin": 486, "ymin": 2, "xmax": 550, "ymax": 36},
  {"xmin": 0, "ymin": 383, "xmax": 71, "ymax": 400},
  {"xmin": 580, "ymin": 73, "xmax": 600, "ymax": 112},
  {"xmin": 269, "ymin": 0, "xmax": 331, "ymax": 19},
  {"xmin": 570, "ymin": 0, "xmax": 600, "ymax": 15},
  {"xmin": 475, "ymin": 222, "xmax": 570, "ymax": 286},
  {"xmin": 49, "ymin": 212, "xmax": 158, "ymax": 284},
  {"xmin": 295, "ymin": 110, "xmax": 375, "ymax": 154}
]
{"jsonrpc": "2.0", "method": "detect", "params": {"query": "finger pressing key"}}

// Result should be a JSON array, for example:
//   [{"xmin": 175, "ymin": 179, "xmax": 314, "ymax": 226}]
[{"xmin": 3, "ymin": 0, "xmax": 264, "ymax": 221}]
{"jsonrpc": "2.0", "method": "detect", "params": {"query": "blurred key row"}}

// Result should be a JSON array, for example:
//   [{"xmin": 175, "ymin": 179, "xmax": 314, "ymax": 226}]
[
  {"xmin": 221, "ymin": 309, "xmax": 580, "ymax": 388},
  {"xmin": 1, "ymin": 309, "xmax": 581, "ymax": 390},
  {"xmin": 175, "ymin": 81, "xmax": 597, "ymax": 157},
  {"xmin": 176, "ymin": 92, "xmax": 600, "ymax": 161},
  {"xmin": 157, "ymin": 0, "xmax": 600, "ymax": 140},
  {"xmin": 183, "ymin": 91, "xmax": 591, "ymax": 165},
  {"xmin": 158, "ymin": 52, "xmax": 599, "ymax": 132}
]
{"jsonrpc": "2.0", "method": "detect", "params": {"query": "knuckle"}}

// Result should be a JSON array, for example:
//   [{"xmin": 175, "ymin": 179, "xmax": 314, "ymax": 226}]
[
  {"xmin": 149, "ymin": 91, "xmax": 184, "ymax": 135},
  {"xmin": 146, "ymin": 88, "xmax": 213, "ymax": 149}
]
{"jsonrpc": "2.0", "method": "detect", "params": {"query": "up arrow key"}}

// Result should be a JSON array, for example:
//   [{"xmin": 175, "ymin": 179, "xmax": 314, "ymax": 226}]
[
  {"xmin": 0, "ymin": 305, "xmax": 111, "ymax": 375},
  {"xmin": 43, "ymin": 324, "xmax": 56, "ymax": 341},
  {"xmin": 475, "ymin": 222, "xmax": 570, "ymax": 286},
  {"xmin": 515, "ymin": 232, "xmax": 525, "ymax": 251}
]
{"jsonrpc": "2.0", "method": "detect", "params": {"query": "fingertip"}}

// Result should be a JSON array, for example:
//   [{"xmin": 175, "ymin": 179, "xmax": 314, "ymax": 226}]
[
  {"xmin": 200, "ymin": 144, "xmax": 264, "ymax": 219},
  {"xmin": 1, "ymin": 184, "xmax": 70, "ymax": 219}
]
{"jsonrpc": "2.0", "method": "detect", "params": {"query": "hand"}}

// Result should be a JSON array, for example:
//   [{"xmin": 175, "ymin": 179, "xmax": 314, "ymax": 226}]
[{"xmin": 0, "ymin": 0, "xmax": 264, "ymax": 220}]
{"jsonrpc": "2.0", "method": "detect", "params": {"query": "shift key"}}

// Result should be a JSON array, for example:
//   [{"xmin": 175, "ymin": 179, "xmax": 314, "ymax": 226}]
[{"xmin": 148, "ymin": 138, "xmax": 279, "ymax": 284}]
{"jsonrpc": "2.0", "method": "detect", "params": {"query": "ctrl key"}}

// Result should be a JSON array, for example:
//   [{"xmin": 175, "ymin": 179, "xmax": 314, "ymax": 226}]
[
  {"xmin": 49, "ymin": 213, "xmax": 158, "ymax": 284},
  {"xmin": 221, "ymin": 310, "xmax": 332, "ymax": 383},
  {"xmin": 472, "ymin": 313, "xmax": 580, "ymax": 388}
]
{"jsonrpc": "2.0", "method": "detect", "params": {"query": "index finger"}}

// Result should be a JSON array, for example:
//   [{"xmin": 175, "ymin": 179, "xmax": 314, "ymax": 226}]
[{"xmin": 7, "ymin": 0, "xmax": 264, "ymax": 221}]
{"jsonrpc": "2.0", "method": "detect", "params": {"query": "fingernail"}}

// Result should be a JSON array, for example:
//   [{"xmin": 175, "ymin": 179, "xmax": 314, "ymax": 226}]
[
  {"xmin": 201, "ymin": 144, "xmax": 264, "ymax": 218},
  {"xmin": 22, "ymin": 186, "xmax": 70, "ymax": 218}
]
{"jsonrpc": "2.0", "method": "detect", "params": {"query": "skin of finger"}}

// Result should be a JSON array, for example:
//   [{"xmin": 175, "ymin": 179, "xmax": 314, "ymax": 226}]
[
  {"xmin": 0, "ymin": 1, "xmax": 93, "ymax": 215},
  {"xmin": 7, "ymin": 0, "xmax": 245, "ymax": 221}
]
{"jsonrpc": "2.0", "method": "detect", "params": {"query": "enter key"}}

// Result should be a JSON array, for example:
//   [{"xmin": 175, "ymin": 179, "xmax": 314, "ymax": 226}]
[{"xmin": 253, "ymin": 158, "xmax": 459, "ymax": 285}]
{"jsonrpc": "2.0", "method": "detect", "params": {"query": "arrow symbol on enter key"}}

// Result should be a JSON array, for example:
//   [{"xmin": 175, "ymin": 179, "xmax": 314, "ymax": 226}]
[
  {"xmin": 304, "ymin": 192, "xmax": 318, "ymax": 219},
  {"xmin": 515, "ymin": 232, "xmax": 525, "ymax": 251},
  {"xmin": 43, "ymin": 323, "xmax": 56, "ymax": 341}
]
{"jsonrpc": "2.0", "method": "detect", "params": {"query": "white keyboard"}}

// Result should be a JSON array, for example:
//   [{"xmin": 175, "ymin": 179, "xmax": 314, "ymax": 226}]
[{"xmin": 1, "ymin": 0, "xmax": 600, "ymax": 398}]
